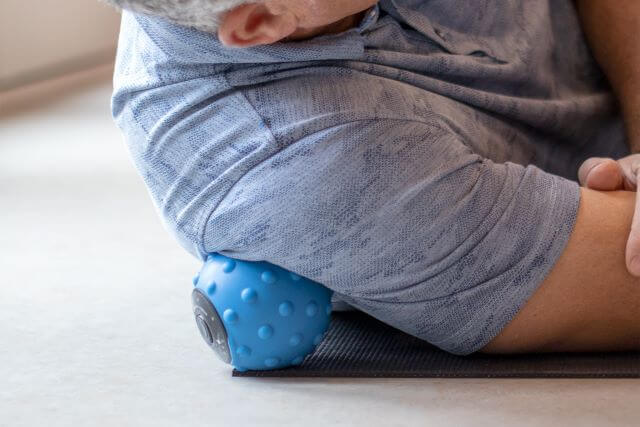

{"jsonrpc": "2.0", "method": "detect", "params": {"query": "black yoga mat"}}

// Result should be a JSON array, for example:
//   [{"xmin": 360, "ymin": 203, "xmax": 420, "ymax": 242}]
[{"xmin": 233, "ymin": 310, "xmax": 640, "ymax": 378}]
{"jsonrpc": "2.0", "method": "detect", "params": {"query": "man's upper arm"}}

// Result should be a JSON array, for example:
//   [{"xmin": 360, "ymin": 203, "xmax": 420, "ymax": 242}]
[
  {"xmin": 481, "ymin": 187, "xmax": 640, "ymax": 353},
  {"xmin": 204, "ymin": 118, "xmax": 583, "ymax": 355}
]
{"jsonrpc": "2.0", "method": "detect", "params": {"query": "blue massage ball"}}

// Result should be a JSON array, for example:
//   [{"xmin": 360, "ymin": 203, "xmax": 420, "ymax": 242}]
[{"xmin": 191, "ymin": 252, "xmax": 333, "ymax": 371}]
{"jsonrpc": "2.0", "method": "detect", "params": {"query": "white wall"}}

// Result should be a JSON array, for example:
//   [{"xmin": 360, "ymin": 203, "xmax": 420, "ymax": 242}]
[{"xmin": 0, "ymin": 0, "xmax": 121, "ymax": 90}]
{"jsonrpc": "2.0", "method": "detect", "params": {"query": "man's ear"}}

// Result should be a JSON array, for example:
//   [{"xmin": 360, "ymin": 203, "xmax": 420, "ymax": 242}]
[{"xmin": 218, "ymin": 3, "xmax": 298, "ymax": 47}]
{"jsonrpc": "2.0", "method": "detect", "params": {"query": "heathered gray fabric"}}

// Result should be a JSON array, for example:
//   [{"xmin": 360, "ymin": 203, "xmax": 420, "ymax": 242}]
[{"xmin": 111, "ymin": 1, "xmax": 630, "ymax": 355}]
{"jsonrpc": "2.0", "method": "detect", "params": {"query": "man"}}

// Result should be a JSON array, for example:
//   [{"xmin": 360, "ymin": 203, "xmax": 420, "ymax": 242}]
[{"xmin": 105, "ymin": 0, "xmax": 640, "ymax": 355}]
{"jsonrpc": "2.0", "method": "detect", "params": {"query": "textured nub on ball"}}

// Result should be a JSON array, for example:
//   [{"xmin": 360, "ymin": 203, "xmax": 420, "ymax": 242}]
[
  {"xmin": 305, "ymin": 301, "xmax": 318, "ymax": 317},
  {"xmin": 261, "ymin": 270, "xmax": 276, "ymax": 284},
  {"xmin": 278, "ymin": 301, "xmax": 294, "ymax": 316},
  {"xmin": 236, "ymin": 345, "xmax": 251, "ymax": 357},
  {"xmin": 223, "ymin": 309, "xmax": 238, "ymax": 324},
  {"xmin": 289, "ymin": 272, "xmax": 301, "ymax": 281},
  {"xmin": 207, "ymin": 283, "xmax": 216, "ymax": 295},
  {"xmin": 289, "ymin": 333, "xmax": 303, "ymax": 346},
  {"xmin": 258, "ymin": 324, "xmax": 274, "ymax": 339},
  {"xmin": 240, "ymin": 287, "xmax": 257, "ymax": 303},
  {"xmin": 222, "ymin": 259, "xmax": 236, "ymax": 273},
  {"xmin": 264, "ymin": 357, "xmax": 280, "ymax": 368}
]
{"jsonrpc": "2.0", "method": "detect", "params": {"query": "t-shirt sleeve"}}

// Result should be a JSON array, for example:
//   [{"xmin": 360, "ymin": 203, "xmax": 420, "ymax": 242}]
[
  {"xmin": 203, "ymin": 118, "xmax": 581, "ymax": 356},
  {"xmin": 110, "ymin": 11, "xmax": 278, "ymax": 256}
]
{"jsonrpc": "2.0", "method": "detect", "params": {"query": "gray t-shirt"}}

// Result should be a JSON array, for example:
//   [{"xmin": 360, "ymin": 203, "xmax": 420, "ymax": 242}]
[{"xmin": 111, "ymin": 0, "xmax": 630, "ymax": 355}]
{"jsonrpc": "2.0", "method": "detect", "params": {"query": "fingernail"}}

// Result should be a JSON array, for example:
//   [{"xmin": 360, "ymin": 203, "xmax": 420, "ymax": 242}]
[{"xmin": 592, "ymin": 163, "xmax": 607, "ymax": 174}]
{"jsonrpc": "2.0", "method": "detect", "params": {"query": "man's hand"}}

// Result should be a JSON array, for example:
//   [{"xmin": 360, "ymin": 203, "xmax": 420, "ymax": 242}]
[{"xmin": 578, "ymin": 155, "xmax": 640, "ymax": 276}]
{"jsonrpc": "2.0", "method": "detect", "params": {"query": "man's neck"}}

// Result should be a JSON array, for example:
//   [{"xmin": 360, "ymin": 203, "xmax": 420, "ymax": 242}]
[{"xmin": 285, "ymin": 10, "xmax": 368, "ymax": 41}]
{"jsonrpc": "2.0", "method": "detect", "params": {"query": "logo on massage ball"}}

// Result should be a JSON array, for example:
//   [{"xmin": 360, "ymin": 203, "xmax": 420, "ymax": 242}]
[{"xmin": 191, "ymin": 253, "xmax": 333, "ymax": 371}]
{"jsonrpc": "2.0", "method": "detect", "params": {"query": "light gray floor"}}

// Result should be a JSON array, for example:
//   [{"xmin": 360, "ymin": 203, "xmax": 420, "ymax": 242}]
[{"xmin": 1, "ymin": 67, "xmax": 640, "ymax": 427}]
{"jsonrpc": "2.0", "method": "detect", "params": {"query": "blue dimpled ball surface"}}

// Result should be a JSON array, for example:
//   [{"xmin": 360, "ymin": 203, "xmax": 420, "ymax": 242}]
[{"xmin": 194, "ymin": 253, "xmax": 333, "ymax": 371}]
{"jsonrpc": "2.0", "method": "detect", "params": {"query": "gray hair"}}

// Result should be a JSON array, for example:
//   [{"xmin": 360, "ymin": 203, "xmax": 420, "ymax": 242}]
[{"xmin": 101, "ymin": 0, "xmax": 253, "ymax": 33}]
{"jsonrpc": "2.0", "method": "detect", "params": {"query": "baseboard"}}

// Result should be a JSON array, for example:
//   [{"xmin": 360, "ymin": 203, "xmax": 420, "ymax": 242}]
[{"xmin": 0, "ymin": 61, "xmax": 115, "ymax": 116}]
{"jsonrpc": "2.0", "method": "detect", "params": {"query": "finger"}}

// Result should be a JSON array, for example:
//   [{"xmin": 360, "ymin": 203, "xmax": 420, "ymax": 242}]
[
  {"xmin": 626, "ymin": 168, "xmax": 640, "ymax": 276},
  {"xmin": 622, "ymin": 162, "xmax": 639, "ymax": 192},
  {"xmin": 577, "ymin": 157, "xmax": 607, "ymax": 186},
  {"xmin": 579, "ymin": 158, "xmax": 624, "ymax": 190},
  {"xmin": 587, "ymin": 160, "xmax": 625, "ymax": 190}
]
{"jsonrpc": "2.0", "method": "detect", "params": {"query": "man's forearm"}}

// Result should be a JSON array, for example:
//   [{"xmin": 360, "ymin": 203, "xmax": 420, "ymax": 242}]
[{"xmin": 574, "ymin": 0, "xmax": 640, "ymax": 152}]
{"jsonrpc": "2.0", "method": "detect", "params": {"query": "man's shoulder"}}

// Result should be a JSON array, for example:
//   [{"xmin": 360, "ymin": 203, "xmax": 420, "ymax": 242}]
[{"xmin": 229, "ymin": 65, "xmax": 466, "ymax": 140}]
